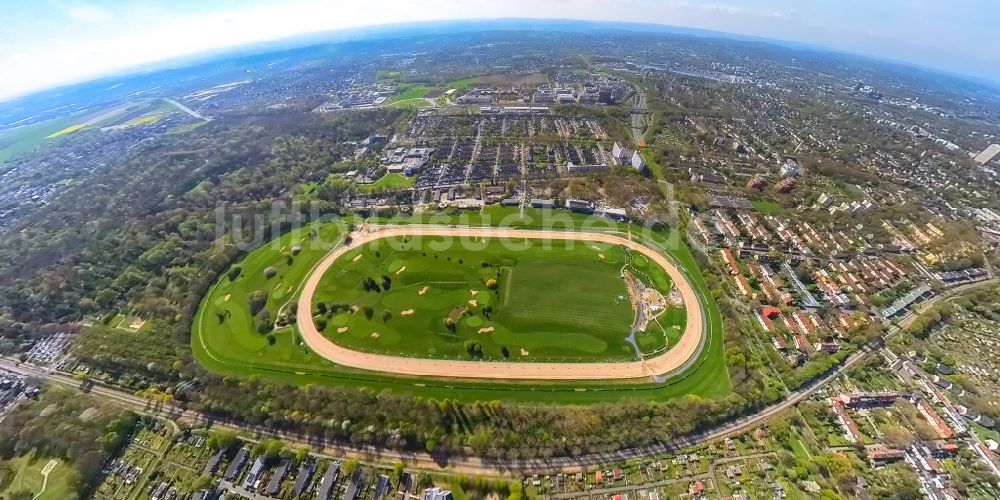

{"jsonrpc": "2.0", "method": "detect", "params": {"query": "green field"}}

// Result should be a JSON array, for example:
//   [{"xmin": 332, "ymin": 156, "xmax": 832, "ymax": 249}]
[
  {"xmin": 387, "ymin": 84, "xmax": 433, "ymax": 104},
  {"xmin": 445, "ymin": 77, "xmax": 478, "ymax": 90},
  {"xmin": 45, "ymin": 124, "xmax": 86, "ymax": 139},
  {"xmin": 309, "ymin": 235, "xmax": 643, "ymax": 362},
  {"xmin": 356, "ymin": 173, "xmax": 416, "ymax": 193},
  {"xmin": 0, "ymin": 116, "xmax": 81, "ymax": 163},
  {"xmin": 0, "ymin": 452, "xmax": 79, "ymax": 500},
  {"xmin": 0, "ymin": 101, "xmax": 159, "ymax": 164},
  {"xmin": 192, "ymin": 208, "xmax": 731, "ymax": 403},
  {"xmin": 751, "ymin": 198, "xmax": 788, "ymax": 215}
]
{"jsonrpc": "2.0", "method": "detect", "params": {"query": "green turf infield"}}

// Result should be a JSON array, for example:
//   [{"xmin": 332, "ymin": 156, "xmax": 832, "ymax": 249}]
[
  {"xmin": 191, "ymin": 208, "xmax": 730, "ymax": 403},
  {"xmin": 310, "ymin": 235, "xmax": 640, "ymax": 362}
]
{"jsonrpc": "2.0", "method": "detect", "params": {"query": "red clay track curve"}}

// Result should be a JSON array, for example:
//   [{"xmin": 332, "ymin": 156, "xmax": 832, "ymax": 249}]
[{"xmin": 296, "ymin": 226, "xmax": 704, "ymax": 380}]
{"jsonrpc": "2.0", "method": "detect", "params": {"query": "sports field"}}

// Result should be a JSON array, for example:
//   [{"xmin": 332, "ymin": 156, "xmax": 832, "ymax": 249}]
[
  {"xmin": 191, "ymin": 208, "xmax": 731, "ymax": 402},
  {"xmin": 309, "ymin": 234, "xmax": 642, "ymax": 362}
]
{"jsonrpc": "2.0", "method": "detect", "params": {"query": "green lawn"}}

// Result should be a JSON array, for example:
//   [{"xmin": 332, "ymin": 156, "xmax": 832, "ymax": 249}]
[
  {"xmin": 191, "ymin": 209, "xmax": 730, "ymax": 403},
  {"xmin": 445, "ymin": 77, "xmax": 478, "ymax": 90},
  {"xmin": 751, "ymin": 198, "xmax": 788, "ymax": 215},
  {"xmin": 387, "ymin": 85, "xmax": 433, "ymax": 104},
  {"xmin": 0, "ymin": 452, "xmax": 79, "ymax": 500},
  {"xmin": 387, "ymin": 98, "xmax": 433, "ymax": 109},
  {"xmin": 310, "ymin": 235, "xmax": 638, "ymax": 362},
  {"xmin": 356, "ymin": 173, "xmax": 416, "ymax": 193}
]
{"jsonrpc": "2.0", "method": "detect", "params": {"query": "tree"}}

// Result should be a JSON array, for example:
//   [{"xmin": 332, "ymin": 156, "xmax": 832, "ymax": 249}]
[
  {"xmin": 463, "ymin": 341, "xmax": 483, "ymax": 358},
  {"xmin": 381, "ymin": 310, "xmax": 392, "ymax": 323},
  {"xmin": 248, "ymin": 290, "xmax": 268, "ymax": 315},
  {"xmin": 207, "ymin": 431, "xmax": 238, "ymax": 451},
  {"xmin": 486, "ymin": 278, "xmax": 499, "ymax": 290},
  {"xmin": 815, "ymin": 452, "xmax": 853, "ymax": 481},
  {"xmin": 264, "ymin": 266, "xmax": 278, "ymax": 279},
  {"xmin": 227, "ymin": 265, "xmax": 242, "ymax": 281},
  {"xmin": 192, "ymin": 474, "xmax": 213, "ymax": 490},
  {"xmin": 342, "ymin": 458, "xmax": 360, "ymax": 474}
]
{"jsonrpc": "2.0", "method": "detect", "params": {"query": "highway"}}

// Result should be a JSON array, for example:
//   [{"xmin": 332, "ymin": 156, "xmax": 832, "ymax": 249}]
[{"xmin": 3, "ymin": 278, "xmax": 995, "ymax": 476}]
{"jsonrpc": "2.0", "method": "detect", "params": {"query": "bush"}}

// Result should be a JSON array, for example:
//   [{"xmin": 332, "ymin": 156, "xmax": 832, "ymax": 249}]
[
  {"xmin": 227, "ymin": 265, "xmax": 242, "ymax": 281},
  {"xmin": 248, "ymin": 290, "xmax": 268, "ymax": 315},
  {"xmin": 264, "ymin": 267, "xmax": 277, "ymax": 279},
  {"xmin": 486, "ymin": 278, "xmax": 498, "ymax": 290},
  {"xmin": 266, "ymin": 334, "xmax": 276, "ymax": 346},
  {"xmin": 463, "ymin": 340, "xmax": 483, "ymax": 357}
]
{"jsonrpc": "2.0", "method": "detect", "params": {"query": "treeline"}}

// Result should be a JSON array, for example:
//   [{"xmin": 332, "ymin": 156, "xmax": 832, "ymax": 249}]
[{"xmin": 182, "ymin": 374, "xmax": 745, "ymax": 460}]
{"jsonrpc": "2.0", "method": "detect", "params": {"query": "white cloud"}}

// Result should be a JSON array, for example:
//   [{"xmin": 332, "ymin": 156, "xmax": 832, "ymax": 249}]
[
  {"xmin": 67, "ymin": 4, "xmax": 112, "ymax": 23},
  {"xmin": 0, "ymin": 0, "xmax": 996, "ymax": 101}
]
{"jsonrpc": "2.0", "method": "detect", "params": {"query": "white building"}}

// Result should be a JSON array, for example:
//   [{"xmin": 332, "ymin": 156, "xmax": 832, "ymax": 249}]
[
  {"xmin": 612, "ymin": 142, "xmax": 628, "ymax": 162},
  {"xmin": 631, "ymin": 150, "xmax": 646, "ymax": 171},
  {"xmin": 972, "ymin": 143, "xmax": 1000, "ymax": 165},
  {"xmin": 779, "ymin": 157, "xmax": 801, "ymax": 177}
]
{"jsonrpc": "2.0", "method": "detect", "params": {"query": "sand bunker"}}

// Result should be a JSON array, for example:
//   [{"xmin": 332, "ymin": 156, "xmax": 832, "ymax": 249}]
[
  {"xmin": 337, "ymin": 327, "xmax": 349, "ymax": 333},
  {"xmin": 223, "ymin": 294, "xmax": 231, "ymax": 302},
  {"xmin": 395, "ymin": 265, "xmax": 406, "ymax": 275},
  {"xmin": 477, "ymin": 326, "xmax": 494, "ymax": 334},
  {"xmin": 353, "ymin": 254, "xmax": 362, "ymax": 262},
  {"xmin": 598, "ymin": 253, "xmax": 605, "ymax": 259},
  {"xmin": 418, "ymin": 286, "xmax": 429, "ymax": 295},
  {"xmin": 370, "ymin": 332, "xmax": 380, "ymax": 338},
  {"xmin": 520, "ymin": 348, "xmax": 530, "ymax": 356},
  {"xmin": 468, "ymin": 299, "xmax": 478, "ymax": 307},
  {"xmin": 470, "ymin": 290, "xmax": 479, "ymax": 296},
  {"xmin": 401, "ymin": 309, "xmax": 414, "ymax": 316}
]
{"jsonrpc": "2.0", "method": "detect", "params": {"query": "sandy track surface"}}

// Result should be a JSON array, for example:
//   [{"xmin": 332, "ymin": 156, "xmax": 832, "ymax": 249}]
[{"xmin": 296, "ymin": 226, "xmax": 704, "ymax": 380}]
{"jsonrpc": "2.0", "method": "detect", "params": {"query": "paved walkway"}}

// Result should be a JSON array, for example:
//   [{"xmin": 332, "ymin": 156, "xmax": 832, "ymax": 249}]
[{"xmin": 296, "ymin": 226, "xmax": 704, "ymax": 380}]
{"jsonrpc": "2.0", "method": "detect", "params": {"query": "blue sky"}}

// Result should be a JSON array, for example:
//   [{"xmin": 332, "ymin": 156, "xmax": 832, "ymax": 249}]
[{"xmin": 0, "ymin": 0, "xmax": 997, "ymax": 100}]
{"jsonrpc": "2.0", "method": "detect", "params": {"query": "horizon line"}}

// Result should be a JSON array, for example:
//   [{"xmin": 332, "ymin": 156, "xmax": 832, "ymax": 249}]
[{"xmin": 2, "ymin": 17, "xmax": 998, "ymax": 105}]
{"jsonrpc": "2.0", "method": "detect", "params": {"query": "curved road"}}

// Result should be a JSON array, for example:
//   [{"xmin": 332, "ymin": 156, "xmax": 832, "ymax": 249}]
[{"xmin": 296, "ymin": 226, "xmax": 704, "ymax": 380}]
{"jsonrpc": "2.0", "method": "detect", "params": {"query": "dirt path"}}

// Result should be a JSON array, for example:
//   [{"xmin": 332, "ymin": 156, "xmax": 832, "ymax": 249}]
[{"xmin": 296, "ymin": 226, "xmax": 704, "ymax": 380}]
